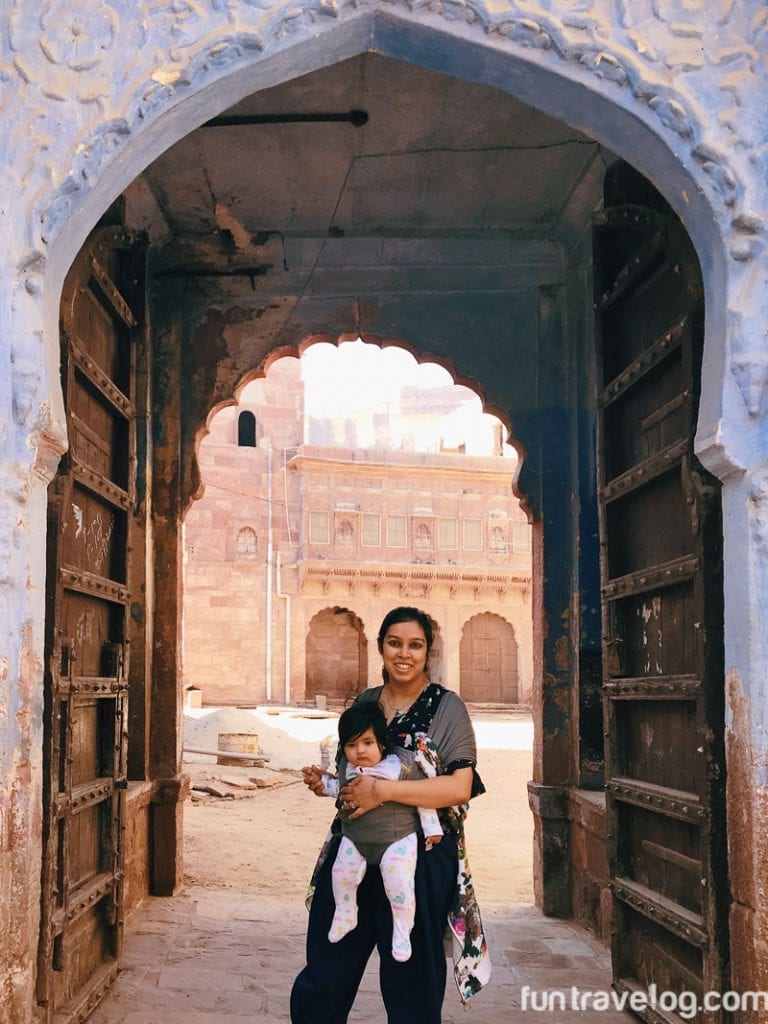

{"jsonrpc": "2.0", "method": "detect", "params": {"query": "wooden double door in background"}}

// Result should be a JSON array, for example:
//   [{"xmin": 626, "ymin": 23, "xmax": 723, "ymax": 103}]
[
  {"xmin": 38, "ymin": 227, "xmax": 147, "ymax": 1024},
  {"xmin": 595, "ymin": 165, "xmax": 729, "ymax": 1021},
  {"xmin": 460, "ymin": 612, "xmax": 519, "ymax": 704}
]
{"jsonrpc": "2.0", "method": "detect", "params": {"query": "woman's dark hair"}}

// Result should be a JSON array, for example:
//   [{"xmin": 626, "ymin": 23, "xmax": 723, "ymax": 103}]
[
  {"xmin": 337, "ymin": 701, "xmax": 392, "ymax": 757},
  {"xmin": 376, "ymin": 606, "xmax": 433, "ymax": 656}
]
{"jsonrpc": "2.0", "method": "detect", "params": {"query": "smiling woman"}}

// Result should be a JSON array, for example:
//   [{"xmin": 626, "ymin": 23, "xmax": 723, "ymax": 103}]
[
  {"xmin": 292, "ymin": 606, "xmax": 490, "ymax": 1024},
  {"xmin": 380, "ymin": 615, "xmax": 429, "ymax": 696}
]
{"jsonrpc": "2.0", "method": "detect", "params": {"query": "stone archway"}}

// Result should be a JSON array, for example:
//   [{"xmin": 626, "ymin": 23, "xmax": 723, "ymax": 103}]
[
  {"xmin": 305, "ymin": 607, "xmax": 368, "ymax": 703},
  {"xmin": 4, "ymin": 6, "xmax": 768, "ymax": 1024},
  {"xmin": 460, "ymin": 612, "xmax": 519, "ymax": 704},
  {"xmin": 10, "ymin": 2, "xmax": 765, "ymax": 462}
]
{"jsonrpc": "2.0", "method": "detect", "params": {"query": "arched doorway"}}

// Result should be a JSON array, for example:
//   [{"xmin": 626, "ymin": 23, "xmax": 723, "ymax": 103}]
[
  {"xmin": 305, "ymin": 607, "xmax": 367, "ymax": 703},
  {"xmin": 460, "ymin": 613, "xmax": 519, "ymax": 704},
  {"xmin": 18, "ymin": 4, "xmax": 765, "ymax": 1019},
  {"xmin": 40, "ymin": 57, "xmax": 730, "ymax": 1023}
]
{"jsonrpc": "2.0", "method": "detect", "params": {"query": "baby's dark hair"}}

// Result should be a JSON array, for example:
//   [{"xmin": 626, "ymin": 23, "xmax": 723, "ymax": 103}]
[{"xmin": 337, "ymin": 702, "xmax": 392, "ymax": 758}]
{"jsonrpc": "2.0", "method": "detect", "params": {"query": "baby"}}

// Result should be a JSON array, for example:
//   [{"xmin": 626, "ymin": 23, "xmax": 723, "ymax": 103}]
[{"xmin": 304, "ymin": 702, "xmax": 442, "ymax": 962}]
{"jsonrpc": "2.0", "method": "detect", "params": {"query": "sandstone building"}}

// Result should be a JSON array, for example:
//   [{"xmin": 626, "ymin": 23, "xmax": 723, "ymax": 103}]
[{"xmin": 183, "ymin": 351, "xmax": 532, "ymax": 707}]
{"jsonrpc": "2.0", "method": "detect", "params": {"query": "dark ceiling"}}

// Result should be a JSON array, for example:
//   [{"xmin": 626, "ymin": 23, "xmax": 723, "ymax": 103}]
[{"xmin": 137, "ymin": 53, "xmax": 601, "ymax": 265}]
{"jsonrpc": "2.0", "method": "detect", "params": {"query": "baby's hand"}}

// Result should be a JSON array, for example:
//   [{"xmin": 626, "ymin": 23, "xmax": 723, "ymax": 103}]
[
  {"xmin": 425, "ymin": 834, "xmax": 443, "ymax": 850},
  {"xmin": 301, "ymin": 765, "xmax": 328, "ymax": 795}
]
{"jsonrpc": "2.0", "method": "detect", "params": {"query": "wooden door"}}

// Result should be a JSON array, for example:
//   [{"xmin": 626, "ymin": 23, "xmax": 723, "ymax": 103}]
[
  {"xmin": 460, "ymin": 613, "xmax": 519, "ymax": 703},
  {"xmin": 594, "ymin": 165, "xmax": 729, "ymax": 1021},
  {"xmin": 38, "ymin": 227, "xmax": 146, "ymax": 1023}
]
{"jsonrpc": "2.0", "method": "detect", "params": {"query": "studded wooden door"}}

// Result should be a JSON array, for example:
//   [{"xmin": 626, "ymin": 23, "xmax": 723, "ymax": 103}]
[
  {"xmin": 38, "ymin": 227, "xmax": 146, "ymax": 1024},
  {"xmin": 594, "ymin": 165, "xmax": 729, "ymax": 1022}
]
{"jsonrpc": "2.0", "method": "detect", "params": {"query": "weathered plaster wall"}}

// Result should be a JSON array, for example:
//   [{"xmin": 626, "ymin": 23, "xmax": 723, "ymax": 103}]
[
  {"xmin": 723, "ymin": 469, "xmax": 768, "ymax": 998},
  {"xmin": 3, "ymin": 3, "xmax": 768, "ymax": 1021}
]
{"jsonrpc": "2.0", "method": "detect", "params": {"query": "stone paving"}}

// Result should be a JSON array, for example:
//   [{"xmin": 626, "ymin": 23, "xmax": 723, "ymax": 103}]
[{"xmin": 89, "ymin": 888, "xmax": 633, "ymax": 1024}]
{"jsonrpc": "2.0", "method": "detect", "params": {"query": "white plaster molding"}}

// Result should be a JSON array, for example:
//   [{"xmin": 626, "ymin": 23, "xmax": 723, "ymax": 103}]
[
  {"xmin": 4, "ymin": 2, "xmax": 765, "ymax": 242},
  {"xmin": 747, "ymin": 465, "xmax": 768, "ymax": 558},
  {"xmin": 2, "ymin": 0, "xmax": 768, "ymax": 479}
]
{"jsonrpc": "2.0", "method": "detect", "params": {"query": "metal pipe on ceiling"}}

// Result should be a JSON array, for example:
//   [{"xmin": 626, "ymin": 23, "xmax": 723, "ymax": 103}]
[{"xmin": 203, "ymin": 110, "xmax": 368, "ymax": 128}]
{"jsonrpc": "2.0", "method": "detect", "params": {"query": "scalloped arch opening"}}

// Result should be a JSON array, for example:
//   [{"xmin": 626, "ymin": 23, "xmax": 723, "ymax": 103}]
[{"xmin": 190, "ymin": 333, "xmax": 529, "ymax": 515}]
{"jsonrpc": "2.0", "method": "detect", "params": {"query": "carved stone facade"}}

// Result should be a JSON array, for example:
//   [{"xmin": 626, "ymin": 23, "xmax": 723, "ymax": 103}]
[
  {"xmin": 2, "ymin": 3, "xmax": 768, "ymax": 1022},
  {"xmin": 182, "ymin": 355, "xmax": 532, "ymax": 707}
]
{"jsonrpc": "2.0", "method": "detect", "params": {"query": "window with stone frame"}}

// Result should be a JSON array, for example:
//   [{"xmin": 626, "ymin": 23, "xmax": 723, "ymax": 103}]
[
  {"xmin": 513, "ymin": 521, "xmax": 532, "ymax": 552},
  {"xmin": 463, "ymin": 517, "xmax": 483, "ymax": 551},
  {"xmin": 387, "ymin": 514, "xmax": 407, "ymax": 548},
  {"xmin": 361, "ymin": 513, "xmax": 381, "ymax": 547},
  {"xmin": 309, "ymin": 510, "xmax": 330, "ymax": 544},
  {"xmin": 235, "ymin": 526, "xmax": 258, "ymax": 556},
  {"xmin": 237, "ymin": 410, "xmax": 257, "ymax": 447},
  {"xmin": 438, "ymin": 517, "xmax": 457, "ymax": 550}
]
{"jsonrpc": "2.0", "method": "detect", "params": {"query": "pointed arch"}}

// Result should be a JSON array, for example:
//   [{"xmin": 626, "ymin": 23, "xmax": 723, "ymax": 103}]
[
  {"xmin": 305, "ymin": 607, "xmax": 368, "ymax": 703},
  {"xmin": 187, "ymin": 332, "xmax": 529, "ymax": 518}
]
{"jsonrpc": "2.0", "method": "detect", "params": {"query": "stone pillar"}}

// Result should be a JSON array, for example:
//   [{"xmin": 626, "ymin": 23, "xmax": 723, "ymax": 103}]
[
  {"xmin": 0, "ymin": 482, "xmax": 48, "ymax": 1024},
  {"xmin": 442, "ymin": 601, "xmax": 461, "ymax": 693},
  {"xmin": 291, "ymin": 595, "xmax": 307, "ymax": 703},
  {"xmin": 366, "ymin": 627, "xmax": 381, "ymax": 689},
  {"xmin": 516, "ymin": 586, "xmax": 534, "ymax": 706},
  {"xmin": 0, "ymin": 258, "xmax": 68, "ymax": 1023},
  {"xmin": 149, "ymin": 292, "xmax": 187, "ymax": 896},
  {"xmin": 723, "ymin": 466, "xmax": 768, "ymax": 998},
  {"xmin": 526, "ymin": 284, "xmax": 576, "ymax": 918}
]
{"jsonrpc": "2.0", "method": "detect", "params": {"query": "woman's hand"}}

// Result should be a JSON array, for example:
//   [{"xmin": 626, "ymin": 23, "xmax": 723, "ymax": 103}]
[
  {"xmin": 301, "ymin": 765, "xmax": 328, "ymax": 796},
  {"xmin": 341, "ymin": 766, "xmax": 474, "ymax": 818},
  {"xmin": 340, "ymin": 774, "xmax": 383, "ymax": 819}
]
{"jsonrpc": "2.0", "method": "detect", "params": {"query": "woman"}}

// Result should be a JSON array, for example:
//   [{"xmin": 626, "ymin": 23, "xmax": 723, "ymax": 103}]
[{"xmin": 290, "ymin": 606, "xmax": 490, "ymax": 1024}]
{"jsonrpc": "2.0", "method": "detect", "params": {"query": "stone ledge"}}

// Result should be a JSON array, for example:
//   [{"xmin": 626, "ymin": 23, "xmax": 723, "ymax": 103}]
[
  {"xmin": 568, "ymin": 787, "xmax": 607, "ymax": 837},
  {"xmin": 151, "ymin": 774, "xmax": 191, "ymax": 806},
  {"xmin": 126, "ymin": 780, "xmax": 153, "ymax": 809},
  {"xmin": 528, "ymin": 781, "xmax": 568, "ymax": 820}
]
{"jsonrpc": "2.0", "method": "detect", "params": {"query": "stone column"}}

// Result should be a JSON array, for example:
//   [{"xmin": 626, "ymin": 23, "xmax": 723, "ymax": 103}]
[
  {"xmin": 442, "ymin": 600, "xmax": 461, "ymax": 693},
  {"xmin": 526, "ymin": 284, "xmax": 576, "ymax": 918},
  {"xmin": 723, "ymin": 466, "xmax": 768, "ymax": 998},
  {"xmin": 0, "ymin": 479, "xmax": 48, "ymax": 1024},
  {"xmin": 366, "ymin": 624, "xmax": 381, "ymax": 690},
  {"xmin": 0, "ymin": 251, "xmax": 69, "ymax": 1023},
  {"xmin": 290, "ymin": 593, "xmax": 307, "ymax": 703},
  {"xmin": 149, "ymin": 290, "xmax": 189, "ymax": 896},
  {"xmin": 516, "ymin": 585, "xmax": 534, "ymax": 706}
]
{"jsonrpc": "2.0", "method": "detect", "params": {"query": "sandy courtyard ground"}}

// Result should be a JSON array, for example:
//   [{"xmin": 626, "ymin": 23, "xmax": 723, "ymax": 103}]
[{"xmin": 183, "ymin": 709, "xmax": 534, "ymax": 908}]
